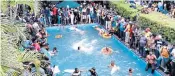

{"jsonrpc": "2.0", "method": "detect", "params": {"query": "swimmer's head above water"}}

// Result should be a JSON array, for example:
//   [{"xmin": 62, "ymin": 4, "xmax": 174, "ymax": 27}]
[
  {"xmin": 106, "ymin": 47, "xmax": 109, "ymax": 51},
  {"xmin": 111, "ymin": 61, "xmax": 115, "ymax": 66},
  {"xmin": 78, "ymin": 46, "xmax": 80, "ymax": 50}
]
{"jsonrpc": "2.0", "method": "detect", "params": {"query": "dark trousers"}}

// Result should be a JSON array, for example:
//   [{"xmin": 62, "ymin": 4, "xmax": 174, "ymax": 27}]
[
  {"xmin": 119, "ymin": 30, "xmax": 125, "ymax": 41},
  {"xmin": 52, "ymin": 15, "xmax": 57, "ymax": 24},
  {"xmin": 154, "ymin": 49, "xmax": 160, "ymax": 58},
  {"xmin": 145, "ymin": 63, "xmax": 155, "ymax": 73},
  {"xmin": 139, "ymin": 46, "xmax": 145, "ymax": 57},
  {"xmin": 171, "ymin": 62, "xmax": 175, "ymax": 76},
  {"xmin": 130, "ymin": 34, "xmax": 135, "ymax": 48}
]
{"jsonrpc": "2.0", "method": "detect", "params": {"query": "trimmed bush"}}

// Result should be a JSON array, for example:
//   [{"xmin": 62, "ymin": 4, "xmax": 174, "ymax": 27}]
[
  {"xmin": 110, "ymin": 1, "xmax": 140, "ymax": 20},
  {"xmin": 110, "ymin": 1, "xmax": 175, "ymax": 44},
  {"xmin": 138, "ymin": 13, "xmax": 175, "ymax": 44}
]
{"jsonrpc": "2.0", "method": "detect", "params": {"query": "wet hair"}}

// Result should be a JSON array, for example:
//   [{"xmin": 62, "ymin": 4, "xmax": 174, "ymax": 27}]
[
  {"xmin": 53, "ymin": 47, "xmax": 57, "ymax": 50},
  {"xmin": 78, "ymin": 46, "xmax": 80, "ymax": 50},
  {"xmin": 92, "ymin": 67, "xmax": 95, "ymax": 71},
  {"xmin": 129, "ymin": 68, "xmax": 132, "ymax": 73},
  {"xmin": 74, "ymin": 68, "xmax": 79, "ymax": 73}
]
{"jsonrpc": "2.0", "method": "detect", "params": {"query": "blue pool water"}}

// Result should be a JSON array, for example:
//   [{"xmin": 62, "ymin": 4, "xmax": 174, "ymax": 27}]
[{"xmin": 47, "ymin": 24, "xmax": 162, "ymax": 76}]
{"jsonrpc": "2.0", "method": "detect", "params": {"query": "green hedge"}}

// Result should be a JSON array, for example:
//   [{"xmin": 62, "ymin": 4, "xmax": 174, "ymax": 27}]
[
  {"xmin": 110, "ymin": 1, "xmax": 141, "ymax": 20},
  {"xmin": 138, "ymin": 13, "xmax": 175, "ymax": 44},
  {"xmin": 110, "ymin": 1, "xmax": 175, "ymax": 44}
]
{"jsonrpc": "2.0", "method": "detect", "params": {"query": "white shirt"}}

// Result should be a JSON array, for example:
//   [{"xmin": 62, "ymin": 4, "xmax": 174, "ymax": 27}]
[
  {"xmin": 52, "ymin": 66, "xmax": 60, "ymax": 75},
  {"xmin": 171, "ymin": 48, "xmax": 175, "ymax": 57},
  {"xmin": 32, "ymin": 22, "xmax": 40, "ymax": 32},
  {"xmin": 90, "ymin": 7, "xmax": 93, "ymax": 12},
  {"xmin": 82, "ymin": 8, "xmax": 86, "ymax": 13},
  {"xmin": 97, "ymin": 9, "xmax": 100, "ymax": 16},
  {"xmin": 70, "ymin": 13, "xmax": 74, "ymax": 19}
]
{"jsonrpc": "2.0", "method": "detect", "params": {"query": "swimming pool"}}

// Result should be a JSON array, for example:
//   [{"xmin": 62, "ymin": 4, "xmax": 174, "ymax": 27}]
[{"xmin": 46, "ymin": 23, "xmax": 162, "ymax": 76}]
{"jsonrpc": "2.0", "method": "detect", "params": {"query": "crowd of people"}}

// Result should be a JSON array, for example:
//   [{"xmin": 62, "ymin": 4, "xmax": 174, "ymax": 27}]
[
  {"xmin": 128, "ymin": 0, "xmax": 175, "ymax": 18},
  {"xmin": 14, "ymin": 1, "xmax": 175, "ymax": 76},
  {"xmin": 106, "ymin": 8, "xmax": 175, "ymax": 75},
  {"xmin": 109, "ymin": 7, "xmax": 175, "ymax": 76}
]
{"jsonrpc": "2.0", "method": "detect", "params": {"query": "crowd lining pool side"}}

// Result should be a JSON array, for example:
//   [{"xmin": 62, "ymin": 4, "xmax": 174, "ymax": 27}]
[{"xmin": 46, "ymin": 23, "xmax": 162, "ymax": 76}]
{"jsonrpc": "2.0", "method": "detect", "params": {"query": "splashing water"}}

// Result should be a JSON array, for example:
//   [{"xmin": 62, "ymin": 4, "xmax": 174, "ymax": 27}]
[{"xmin": 72, "ymin": 39, "xmax": 97, "ymax": 54}]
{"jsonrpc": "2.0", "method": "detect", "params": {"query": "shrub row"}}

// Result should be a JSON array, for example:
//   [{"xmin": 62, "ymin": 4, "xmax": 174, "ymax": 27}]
[
  {"xmin": 110, "ymin": 1, "xmax": 175, "ymax": 44},
  {"xmin": 109, "ymin": 1, "xmax": 139, "ymax": 20},
  {"xmin": 138, "ymin": 14, "xmax": 175, "ymax": 44}
]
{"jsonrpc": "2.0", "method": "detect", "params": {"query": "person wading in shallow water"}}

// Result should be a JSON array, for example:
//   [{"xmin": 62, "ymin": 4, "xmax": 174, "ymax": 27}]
[
  {"xmin": 145, "ymin": 52, "xmax": 157, "ymax": 74},
  {"xmin": 72, "ymin": 68, "xmax": 81, "ymax": 76},
  {"xmin": 89, "ymin": 67, "xmax": 98, "ymax": 76}
]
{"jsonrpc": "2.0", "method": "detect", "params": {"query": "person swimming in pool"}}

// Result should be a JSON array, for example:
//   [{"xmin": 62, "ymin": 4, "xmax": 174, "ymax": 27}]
[
  {"xmin": 129, "ymin": 68, "xmax": 133, "ymax": 76},
  {"xmin": 89, "ymin": 67, "xmax": 98, "ymax": 76},
  {"xmin": 72, "ymin": 68, "xmax": 81, "ymax": 76},
  {"xmin": 108, "ymin": 61, "xmax": 116, "ymax": 68},
  {"xmin": 94, "ymin": 26, "xmax": 105, "ymax": 36},
  {"xmin": 108, "ymin": 61, "xmax": 120, "ymax": 75},
  {"xmin": 94, "ymin": 26, "xmax": 111, "ymax": 37},
  {"xmin": 70, "ymin": 26, "xmax": 85, "ymax": 35},
  {"xmin": 78, "ymin": 46, "xmax": 80, "ymax": 50},
  {"xmin": 101, "ymin": 47, "xmax": 113, "ymax": 55}
]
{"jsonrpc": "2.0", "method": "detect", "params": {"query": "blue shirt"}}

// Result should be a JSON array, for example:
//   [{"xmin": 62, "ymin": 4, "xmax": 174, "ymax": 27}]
[
  {"xmin": 40, "ymin": 48, "xmax": 51, "ymax": 60},
  {"xmin": 119, "ymin": 22, "xmax": 125, "ymax": 32},
  {"xmin": 44, "ymin": 9, "xmax": 50, "ymax": 17},
  {"xmin": 90, "ymin": 12, "xmax": 94, "ymax": 18},
  {"xmin": 114, "ymin": 16, "xmax": 118, "ymax": 21},
  {"xmin": 23, "ymin": 40, "xmax": 32, "ymax": 48}
]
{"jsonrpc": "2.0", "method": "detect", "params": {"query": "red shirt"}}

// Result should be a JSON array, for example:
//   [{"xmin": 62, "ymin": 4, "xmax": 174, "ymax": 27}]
[
  {"xmin": 33, "ymin": 43, "xmax": 40, "ymax": 51},
  {"xmin": 52, "ymin": 7, "xmax": 58, "ymax": 16}
]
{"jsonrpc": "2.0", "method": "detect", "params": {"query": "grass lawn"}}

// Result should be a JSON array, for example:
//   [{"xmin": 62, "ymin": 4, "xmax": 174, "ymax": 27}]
[{"xmin": 140, "ymin": 12, "xmax": 175, "ymax": 29}]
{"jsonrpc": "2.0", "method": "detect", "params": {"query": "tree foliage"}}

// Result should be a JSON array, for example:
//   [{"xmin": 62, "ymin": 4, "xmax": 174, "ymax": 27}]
[{"xmin": 1, "ymin": 22, "xmax": 40, "ymax": 75}]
